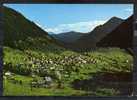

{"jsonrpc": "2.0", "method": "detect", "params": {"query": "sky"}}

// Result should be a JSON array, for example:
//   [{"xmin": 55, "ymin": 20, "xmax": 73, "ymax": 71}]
[{"xmin": 5, "ymin": 4, "xmax": 133, "ymax": 34}]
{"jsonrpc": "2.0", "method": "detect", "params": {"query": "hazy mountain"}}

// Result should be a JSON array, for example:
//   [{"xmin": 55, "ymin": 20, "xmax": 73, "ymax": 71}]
[
  {"xmin": 51, "ymin": 31, "xmax": 85, "ymax": 43},
  {"xmin": 48, "ymin": 32, "xmax": 55, "ymax": 35}
]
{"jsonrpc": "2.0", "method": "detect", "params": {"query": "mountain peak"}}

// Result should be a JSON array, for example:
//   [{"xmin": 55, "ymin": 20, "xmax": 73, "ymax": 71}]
[
  {"xmin": 109, "ymin": 16, "xmax": 124, "ymax": 22},
  {"xmin": 65, "ymin": 31, "xmax": 77, "ymax": 33}
]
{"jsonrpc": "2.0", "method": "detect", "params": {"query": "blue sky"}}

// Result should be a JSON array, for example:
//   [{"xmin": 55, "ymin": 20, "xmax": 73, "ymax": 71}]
[{"xmin": 5, "ymin": 4, "xmax": 133, "ymax": 34}]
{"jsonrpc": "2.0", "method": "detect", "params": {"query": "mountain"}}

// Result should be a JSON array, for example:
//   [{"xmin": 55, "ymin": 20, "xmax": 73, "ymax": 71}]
[
  {"xmin": 60, "ymin": 17, "xmax": 124, "ymax": 50},
  {"xmin": 48, "ymin": 32, "xmax": 55, "ymax": 35},
  {"xmin": 96, "ymin": 15, "xmax": 133, "ymax": 49},
  {"xmin": 4, "ymin": 6, "xmax": 62, "ymax": 51},
  {"xmin": 51, "ymin": 31, "xmax": 85, "ymax": 43},
  {"xmin": 87, "ymin": 17, "xmax": 124, "ymax": 43},
  {"xmin": 4, "ymin": 6, "xmax": 133, "ymax": 54}
]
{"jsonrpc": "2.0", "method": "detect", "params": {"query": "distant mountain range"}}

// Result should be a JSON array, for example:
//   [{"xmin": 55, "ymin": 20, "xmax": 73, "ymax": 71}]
[
  {"xmin": 54, "ymin": 16, "xmax": 133, "ymax": 52},
  {"xmin": 51, "ymin": 17, "xmax": 124, "ymax": 44},
  {"xmin": 52, "ymin": 31, "xmax": 85, "ymax": 43},
  {"xmin": 72, "ymin": 17, "xmax": 124, "ymax": 49}
]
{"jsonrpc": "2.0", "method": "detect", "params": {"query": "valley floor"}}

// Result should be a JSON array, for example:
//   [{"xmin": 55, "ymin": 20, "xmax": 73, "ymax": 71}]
[
  {"xmin": 3, "ymin": 75, "xmax": 86, "ymax": 96},
  {"xmin": 3, "ymin": 47, "xmax": 133, "ymax": 96}
]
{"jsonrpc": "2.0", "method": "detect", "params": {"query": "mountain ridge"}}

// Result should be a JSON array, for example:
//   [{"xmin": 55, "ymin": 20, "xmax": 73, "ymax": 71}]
[
  {"xmin": 96, "ymin": 15, "xmax": 133, "ymax": 49},
  {"xmin": 57, "ymin": 16, "xmax": 125, "ymax": 51},
  {"xmin": 4, "ymin": 6, "xmax": 63, "ymax": 51},
  {"xmin": 51, "ymin": 31, "xmax": 85, "ymax": 43}
]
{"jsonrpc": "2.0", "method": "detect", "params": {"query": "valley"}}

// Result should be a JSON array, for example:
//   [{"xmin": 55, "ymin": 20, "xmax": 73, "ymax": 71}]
[{"xmin": 3, "ymin": 6, "xmax": 133, "ymax": 96}]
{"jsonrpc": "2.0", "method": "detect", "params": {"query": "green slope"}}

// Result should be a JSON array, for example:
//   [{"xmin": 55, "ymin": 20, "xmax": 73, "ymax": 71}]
[{"xmin": 4, "ymin": 6, "xmax": 61, "ymax": 51}]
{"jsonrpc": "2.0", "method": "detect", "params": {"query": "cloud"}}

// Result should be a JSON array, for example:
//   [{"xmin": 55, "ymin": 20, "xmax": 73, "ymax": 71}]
[
  {"xmin": 34, "ymin": 21, "xmax": 46, "ymax": 31},
  {"xmin": 45, "ymin": 20, "xmax": 106, "ymax": 34},
  {"xmin": 124, "ymin": 8, "xmax": 133, "ymax": 13},
  {"xmin": 35, "ymin": 22, "xmax": 41, "ymax": 27}
]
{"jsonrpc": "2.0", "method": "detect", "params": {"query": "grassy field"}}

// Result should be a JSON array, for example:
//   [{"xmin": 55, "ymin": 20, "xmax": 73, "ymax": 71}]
[
  {"xmin": 4, "ymin": 74, "xmax": 121, "ymax": 96},
  {"xmin": 4, "ymin": 75, "xmax": 87, "ymax": 96},
  {"xmin": 3, "ymin": 47, "xmax": 133, "ymax": 96}
]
